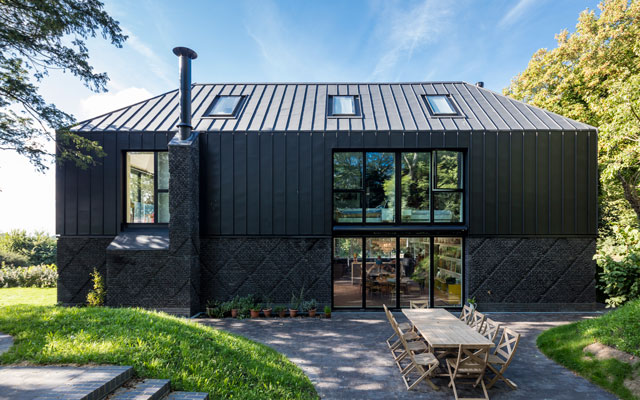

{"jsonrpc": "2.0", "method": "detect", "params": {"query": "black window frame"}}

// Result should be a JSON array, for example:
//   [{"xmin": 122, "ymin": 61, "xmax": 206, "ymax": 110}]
[
  {"xmin": 424, "ymin": 95, "xmax": 461, "ymax": 117},
  {"xmin": 327, "ymin": 95, "xmax": 362, "ymax": 118},
  {"xmin": 204, "ymin": 95, "xmax": 246, "ymax": 118},
  {"xmin": 122, "ymin": 150, "xmax": 169, "ymax": 228}
]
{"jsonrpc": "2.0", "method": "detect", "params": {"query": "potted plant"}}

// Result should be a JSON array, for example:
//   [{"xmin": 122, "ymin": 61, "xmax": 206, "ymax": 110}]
[
  {"xmin": 290, "ymin": 290, "xmax": 303, "ymax": 318},
  {"xmin": 466, "ymin": 296, "xmax": 477, "ymax": 312},
  {"xmin": 229, "ymin": 296, "xmax": 240, "ymax": 318},
  {"xmin": 303, "ymin": 299, "xmax": 318, "ymax": 317},
  {"xmin": 250, "ymin": 302, "xmax": 262, "ymax": 318},
  {"xmin": 206, "ymin": 300, "xmax": 220, "ymax": 318},
  {"xmin": 324, "ymin": 305, "xmax": 331, "ymax": 319},
  {"xmin": 262, "ymin": 297, "xmax": 272, "ymax": 317},
  {"xmin": 274, "ymin": 305, "xmax": 286, "ymax": 318}
]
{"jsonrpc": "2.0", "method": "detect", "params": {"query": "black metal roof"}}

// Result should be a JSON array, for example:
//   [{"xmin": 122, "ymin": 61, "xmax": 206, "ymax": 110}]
[{"xmin": 72, "ymin": 82, "xmax": 595, "ymax": 133}]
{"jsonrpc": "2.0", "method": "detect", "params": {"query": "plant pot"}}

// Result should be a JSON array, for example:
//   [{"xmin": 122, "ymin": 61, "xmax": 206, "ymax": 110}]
[
  {"xmin": 308, "ymin": 308, "xmax": 317, "ymax": 317},
  {"xmin": 278, "ymin": 310, "xmax": 286, "ymax": 318},
  {"xmin": 262, "ymin": 308, "xmax": 272, "ymax": 318},
  {"xmin": 325, "ymin": 312, "xmax": 331, "ymax": 319},
  {"xmin": 250, "ymin": 309, "xmax": 260, "ymax": 318},
  {"xmin": 205, "ymin": 307, "xmax": 213, "ymax": 317},
  {"xmin": 289, "ymin": 309, "xmax": 298, "ymax": 318},
  {"xmin": 231, "ymin": 308, "xmax": 238, "ymax": 318}
]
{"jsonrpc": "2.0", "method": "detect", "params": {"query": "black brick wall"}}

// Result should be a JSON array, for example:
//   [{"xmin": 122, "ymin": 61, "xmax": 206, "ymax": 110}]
[
  {"xmin": 200, "ymin": 237, "xmax": 331, "ymax": 308},
  {"xmin": 465, "ymin": 237, "xmax": 596, "ymax": 307}
]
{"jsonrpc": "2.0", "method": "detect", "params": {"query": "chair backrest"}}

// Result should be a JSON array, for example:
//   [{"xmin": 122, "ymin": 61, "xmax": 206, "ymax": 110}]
[
  {"xmin": 410, "ymin": 300, "xmax": 429, "ymax": 309},
  {"xmin": 459, "ymin": 304, "xmax": 473, "ymax": 324},
  {"xmin": 383, "ymin": 304, "xmax": 402, "ymax": 335},
  {"xmin": 481, "ymin": 318, "xmax": 502, "ymax": 342},
  {"xmin": 451, "ymin": 344, "xmax": 490, "ymax": 380},
  {"xmin": 494, "ymin": 327, "xmax": 521, "ymax": 363},
  {"xmin": 469, "ymin": 311, "xmax": 486, "ymax": 332}
]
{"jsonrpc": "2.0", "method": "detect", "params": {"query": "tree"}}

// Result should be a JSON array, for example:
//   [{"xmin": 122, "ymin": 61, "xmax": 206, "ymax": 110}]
[
  {"xmin": 505, "ymin": 0, "xmax": 640, "ymax": 228},
  {"xmin": 0, "ymin": 0, "xmax": 127, "ymax": 171}
]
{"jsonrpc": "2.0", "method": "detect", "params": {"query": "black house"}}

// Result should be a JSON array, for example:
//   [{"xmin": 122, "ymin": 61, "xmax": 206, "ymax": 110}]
[{"xmin": 56, "ymin": 49, "xmax": 598, "ymax": 315}]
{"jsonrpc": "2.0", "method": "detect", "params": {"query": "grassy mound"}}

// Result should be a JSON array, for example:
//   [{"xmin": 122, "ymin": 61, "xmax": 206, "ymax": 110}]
[
  {"xmin": 537, "ymin": 299, "xmax": 640, "ymax": 400},
  {"xmin": 0, "ymin": 304, "xmax": 317, "ymax": 399},
  {"xmin": 0, "ymin": 287, "xmax": 56, "ymax": 306}
]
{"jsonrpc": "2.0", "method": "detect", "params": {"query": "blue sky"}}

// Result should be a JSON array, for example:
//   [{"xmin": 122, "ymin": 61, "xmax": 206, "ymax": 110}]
[{"xmin": 0, "ymin": 0, "xmax": 600, "ymax": 234}]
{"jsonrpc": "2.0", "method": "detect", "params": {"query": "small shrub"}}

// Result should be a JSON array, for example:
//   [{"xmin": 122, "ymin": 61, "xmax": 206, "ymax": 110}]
[
  {"xmin": 302, "ymin": 299, "xmax": 317, "ymax": 311},
  {"xmin": 0, "ymin": 249, "xmax": 30, "ymax": 267},
  {"xmin": 0, "ymin": 264, "xmax": 57, "ymax": 287},
  {"xmin": 595, "ymin": 226, "xmax": 640, "ymax": 307},
  {"xmin": 290, "ymin": 288, "xmax": 304, "ymax": 311},
  {"xmin": 86, "ymin": 268, "xmax": 106, "ymax": 307},
  {"xmin": 0, "ymin": 230, "xmax": 56, "ymax": 266}
]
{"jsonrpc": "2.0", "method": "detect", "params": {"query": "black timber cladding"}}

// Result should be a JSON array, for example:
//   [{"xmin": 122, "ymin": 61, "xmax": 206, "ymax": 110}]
[{"xmin": 59, "ymin": 82, "xmax": 597, "ymax": 238}]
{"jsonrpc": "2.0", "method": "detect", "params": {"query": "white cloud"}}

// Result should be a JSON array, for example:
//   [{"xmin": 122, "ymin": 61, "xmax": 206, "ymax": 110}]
[
  {"xmin": 499, "ymin": 0, "xmax": 537, "ymax": 27},
  {"xmin": 79, "ymin": 86, "xmax": 153, "ymax": 121},
  {"xmin": 122, "ymin": 29, "xmax": 174, "ymax": 89}
]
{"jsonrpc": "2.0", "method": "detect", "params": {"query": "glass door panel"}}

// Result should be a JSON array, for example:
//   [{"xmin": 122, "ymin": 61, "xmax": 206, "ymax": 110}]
[
  {"xmin": 333, "ymin": 238, "xmax": 363, "ymax": 308},
  {"xmin": 365, "ymin": 237, "xmax": 396, "ymax": 308},
  {"xmin": 399, "ymin": 237, "xmax": 430, "ymax": 307},
  {"xmin": 434, "ymin": 237, "xmax": 462, "ymax": 306}
]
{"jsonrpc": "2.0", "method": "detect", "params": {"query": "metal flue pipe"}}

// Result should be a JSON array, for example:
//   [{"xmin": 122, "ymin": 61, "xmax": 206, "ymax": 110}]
[{"xmin": 172, "ymin": 46, "xmax": 198, "ymax": 140}]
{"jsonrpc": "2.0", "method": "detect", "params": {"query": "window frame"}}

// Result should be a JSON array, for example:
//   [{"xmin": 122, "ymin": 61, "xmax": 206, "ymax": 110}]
[
  {"xmin": 204, "ymin": 95, "xmax": 246, "ymax": 118},
  {"xmin": 327, "ymin": 95, "xmax": 362, "ymax": 118},
  {"xmin": 123, "ymin": 150, "xmax": 169, "ymax": 228},
  {"xmin": 424, "ymin": 95, "xmax": 461, "ymax": 117}
]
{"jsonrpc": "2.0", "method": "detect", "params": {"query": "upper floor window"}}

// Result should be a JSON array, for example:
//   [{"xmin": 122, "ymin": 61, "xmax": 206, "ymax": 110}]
[
  {"xmin": 126, "ymin": 151, "xmax": 169, "ymax": 224},
  {"xmin": 425, "ymin": 95, "xmax": 459, "ymax": 116},
  {"xmin": 330, "ymin": 95, "xmax": 359, "ymax": 116},
  {"xmin": 208, "ymin": 95, "xmax": 243, "ymax": 117}
]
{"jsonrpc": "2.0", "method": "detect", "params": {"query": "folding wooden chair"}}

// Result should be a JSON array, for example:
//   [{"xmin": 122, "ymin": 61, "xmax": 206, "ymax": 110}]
[
  {"xmin": 397, "ymin": 324, "xmax": 439, "ymax": 391},
  {"xmin": 446, "ymin": 344, "xmax": 490, "ymax": 400},
  {"xmin": 480, "ymin": 318, "xmax": 501, "ymax": 343},
  {"xmin": 410, "ymin": 300, "xmax": 429, "ymax": 309},
  {"xmin": 486, "ymin": 327, "xmax": 521, "ymax": 390},
  {"xmin": 468, "ymin": 311, "xmax": 486, "ymax": 333},
  {"xmin": 383, "ymin": 304, "xmax": 418, "ymax": 350},
  {"xmin": 386, "ymin": 309, "xmax": 428, "ymax": 366},
  {"xmin": 459, "ymin": 304, "xmax": 473, "ymax": 325}
]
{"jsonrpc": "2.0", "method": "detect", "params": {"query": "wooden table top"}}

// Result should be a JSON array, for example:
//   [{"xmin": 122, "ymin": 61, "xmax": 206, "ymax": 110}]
[{"xmin": 402, "ymin": 308, "xmax": 494, "ymax": 348}]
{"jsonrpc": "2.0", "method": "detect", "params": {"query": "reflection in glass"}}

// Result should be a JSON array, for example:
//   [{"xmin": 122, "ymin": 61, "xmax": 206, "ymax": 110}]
[
  {"xmin": 435, "ymin": 151, "xmax": 461, "ymax": 189},
  {"xmin": 210, "ymin": 96, "xmax": 241, "ymax": 115},
  {"xmin": 366, "ymin": 152, "xmax": 395, "ymax": 222},
  {"xmin": 333, "ymin": 238, "xmax": 363, "ymax": 307},
  {"xmin": 333, "ymin": 96, "xmax": 356, "ymax": 115},
  {"xmin": 434, "ymin": 192, "xmax": 463, "ymax": 222},
  {"xmin": 365, "ymin": 237, "xmax": 396, "ymax": 308},
  {"xmin": 333, "ymin": 192, "xmax": 362, "ymax": 223},
  {"xmin": 401, "ymin": 152, "xmax": 430, "ymax": 222},
  {"xmin": 399, "ymin": 238, "xmax": 430, "ymax": 307},
  {"xmin": 126, "ymin": 152, "xmax": 155, "ymax": 223},
  {"xmin": 434, "ymin": 237, "xmax": 462, "ymax": 307},
  {"xmin": 426, "ymin": 95, "xmax": 457, "ymax": 115},
  {"xmin": 158, "ymin": 192, "xmax": 170, "ymax": 223},
  {"xmin": 158, "ymin": 152, "xmax": 169, "ymax": 190},
  {"xmin": 333, "ymin": 152, "xmax": 363, "ymax": 189}
]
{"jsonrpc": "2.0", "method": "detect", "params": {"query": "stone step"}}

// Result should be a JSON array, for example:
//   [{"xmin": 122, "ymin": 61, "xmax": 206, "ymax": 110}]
[
  {"xmin": 109, "ymin": 379, "xmax": 170, "ymax": 400},
  {"xmin": 164, "ymin": 392, "xmax": 209, "ymax": 400}
]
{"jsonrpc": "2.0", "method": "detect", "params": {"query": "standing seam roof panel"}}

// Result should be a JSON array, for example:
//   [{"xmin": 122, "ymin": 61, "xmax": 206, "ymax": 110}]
[
  {"xmin": 248, "ymin": 85, "xmax": 275, "ymax": 131},
  {"xmin": 369, "ymin": 84, "xmax": 390, "ymax": 131},
  {"xmin": 391, "ymin": 84, "xmax": 417, "ymax": 131},
  {"xmin": 234, "ymin": 85, "xmax": 265, "ymax": 132},
  {"xmin": 287, "ymin": 84, "xmax": 306, "ymax": 131},
  {"xmin": 402, "ymin": 84, "xmax": 429, "ymax": 131},
  {"xmin": 274, "ymin": 84, "xmax": 296, "ymax": 131},
  {"xmin": 313, "ymin": 85, "xmax": 328, "ymax": 132},
  {"xmin": 262, "ymin": 84, "xmax": 287, "ymax": 131},
  {"xmin": 359, "ymin": 84, "xmax": 377, "ymax": 131}
]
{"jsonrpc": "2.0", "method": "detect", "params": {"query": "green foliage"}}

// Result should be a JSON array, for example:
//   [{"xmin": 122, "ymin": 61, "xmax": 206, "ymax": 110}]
[
  {"xmin": 0, "ymin": 0, "xmax": 126, "ymax": 171},
  {"xmin": 537, "ymin": 299, "xmax": 640, "ymax": 399},
  {"xmin": 595, "ymin": 226, "xmax": 640, "ymax": 307},
  {"xmin": 86, "ymin": 268, "xmax": 105, "ymax": 307},
  {"xmin": 0, "ymin": 287, "xmax": 56, "ymax": 306},
  {"xmin": 290, "ymin": 288, "xmax": 305, "ymax": 310},
  {"xmin": 0, "ymin": 306, "xmax": 317, "ymax": 399},
  {"xmin": 323, "ymin": 306, "xmax": 331, "ymax": 316},
  {"xmin": 0, "ymin": 230, "xmax": 56, "ymax": 266},
  {"xmin": 0, "ymin": 264, "xmax": 57, "ymax": 288},
  {"xmin": 273, "ymin": 305, "xmax": 286, "ymax": 313},
  {"xmin": 302, "ymin": 299, "xmax": 317, "ymax": 312}
]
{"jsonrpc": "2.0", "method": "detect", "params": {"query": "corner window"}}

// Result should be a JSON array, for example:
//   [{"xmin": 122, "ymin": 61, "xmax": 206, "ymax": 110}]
[
  {"xmin": 330, "ymin": 95, "xmax": 359, "ymax": 116},
  {"xmin": 425, "ymin": 95, "xmax": 459, "ymax": 116},
  {"xmin": 208, "ymin": 95, "xmax": 243, "ymax": 117},
  {"xmin": 433, "ymin": 151, "xmax": 463, "ymax": 223},
  {"xmin": 126, "ymin": 152, "xmax": 169, "ymax": 224}
]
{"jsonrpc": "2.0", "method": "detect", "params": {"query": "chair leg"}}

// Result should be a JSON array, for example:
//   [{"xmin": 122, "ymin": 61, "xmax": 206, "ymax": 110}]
[
  {"xmin": 385, "ymin": 331, "xmax": 398, "ymax": 347},
  {"xmin": 486, "ymin": 363, "xmax": 517, "ymax": 390},
  {"xmin": 407, "ymin": 364, "xmax": 439, "ymax": 391}
]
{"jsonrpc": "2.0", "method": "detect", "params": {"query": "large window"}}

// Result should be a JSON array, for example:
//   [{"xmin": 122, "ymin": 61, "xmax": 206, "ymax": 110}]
[
  {"xmin": 126, "ymin": 152, "xmax": 169, "ymax": 224},
  {"xmin": 333, "ymin": 150, "xmax": 463, "ymax": 224}
]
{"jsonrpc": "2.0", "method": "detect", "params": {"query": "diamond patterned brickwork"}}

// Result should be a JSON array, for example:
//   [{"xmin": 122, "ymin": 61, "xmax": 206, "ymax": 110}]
[
  {"xmin": 465, "ymin": 237, "xmax": 596, "ymax": 304},
  {"xmin": 200, "ymin": 237, "xmax": 331, "ymax": 308},
  {"xmin": 57, "ymin": 237, "xmax": 113, "ymax": 305}
]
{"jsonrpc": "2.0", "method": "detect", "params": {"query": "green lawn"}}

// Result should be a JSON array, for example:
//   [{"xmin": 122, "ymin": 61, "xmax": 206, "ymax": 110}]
[
  {"xmin": 537, "ymin": 299, "xmax": 640, "ymax": 400},
  {"xmin": 0, "ymin": 289, "xmax": 317, "ymax": 399},
  {"xmin": 0, "ymin": 287, "xmax": 57, "ymax": 306}
]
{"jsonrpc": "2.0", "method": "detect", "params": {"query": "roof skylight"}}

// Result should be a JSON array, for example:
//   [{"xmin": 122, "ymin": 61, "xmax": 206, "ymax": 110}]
[
  {"xmin": 425, "ymin": 95, "xmax": 459, "ymax": 116},
  {"xmin": 331, "ymin": 95, "xmax": 356, "ymax": 116},
  {"xmin": 209, "ymin": 95, "xmax": 242, "ymax": 116}
]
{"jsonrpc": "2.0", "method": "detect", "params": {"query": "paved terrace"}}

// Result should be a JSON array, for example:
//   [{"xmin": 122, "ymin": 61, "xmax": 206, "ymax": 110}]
[{"xmin": 201, "ymin": 312, "xmax": 615, "ymax": 400}]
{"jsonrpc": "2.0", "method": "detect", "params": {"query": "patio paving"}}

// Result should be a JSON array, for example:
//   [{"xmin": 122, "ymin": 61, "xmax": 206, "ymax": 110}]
[{"xmin": 200, "ymin": 311, "xmax": 616, "ymax": 400}]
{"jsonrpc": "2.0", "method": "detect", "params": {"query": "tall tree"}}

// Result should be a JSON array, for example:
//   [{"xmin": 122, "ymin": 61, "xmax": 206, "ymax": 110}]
[
  {"xmin": 505, "ymin": 0, "xmax": 640, "ymax": 228},
  {"xmin": 0, "ymin": 0, "xmax": 127, "ymax": 171}
]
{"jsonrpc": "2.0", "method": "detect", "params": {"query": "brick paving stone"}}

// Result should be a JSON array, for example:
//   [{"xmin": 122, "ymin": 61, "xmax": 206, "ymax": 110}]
[
  {"xmin": 0, "ymin": 332, "xmax": 12, "ymax": 355},
  {"xmin": 164, "ymin": 392, "xmax": 209, "ymax": 400},
  {"xmin": 109, "ymin": 379, "xmax": 170, "ymax": 400}
]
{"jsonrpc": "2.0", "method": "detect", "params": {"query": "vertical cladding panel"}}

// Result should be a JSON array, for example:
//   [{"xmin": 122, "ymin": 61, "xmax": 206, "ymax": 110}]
[
  {"xmin": 64, "ymin": 160, "xmax": 78, "ymax": 235},
  {"xmin": 220, "ymin": 132, "xmax": 234, "ymax": 234},
  {"xmin": 234, "ymin": 133, "xmax": 247, "ymax": 235},
  {"xmin": 350, "ymin": 131, "xmax": 364, "ymax": 148},
  {"xmin": 576, "ymin": 132, "xmax": 589, "ymax": 234},
  {"xmin": 116, "ymin": 132, "xmax": 128, "ymax": 233},
  {"xmin": 523, "ymin": 132, "xmax": 537, "ymax": 234},
  {"xmin": 563, "ymin": 132, "xmax": 576, "ymax": 234},
  {"xmin": 74, "ymin": 165, "xmax": 86, "ymax": 234},
  {"xmin": 247, "ymin": 132, "xmax": 260, "ymax": 235},
  {"xmin": 260, "ymin": 132, "xmax": 273, "ymax": 234},
  {"xmin": 90, "ymin": 133, "xmax": 104, "ymax": 235},
  {"xmin": 299, "ymin": 132, "xmax": 313, "ymax": 234},
  {"xmin": 199, "ymin": 134, "xmax": 210, "ymax": 234},
  {"xmin": 312, "ymin": 133, "xmax": 325, "ymax": 234},
  {"xmin": 209, "ymin": 132, "xmax": 221, "ymax": 235},
  {"xmin": 549, "ymin": 131, "xmax": 563, "ymax": 234},
  {"xmin": 286, "ymin": 132, "xmax": 299, "ymax": 234},
  {"xmin": 537, "ymin": 131, "xmax": 550, "ymax": 235},
  {"xmin": 484, "ymin": 132, "xmax": 497, "ymax": 234},
  {"xmin": 390, "ymin": 131, "xmax": 403, "ymax": 148},
  {"xmin": 431, "ymin": 131, "xmax": 444, "ymax": 148},
  {"xmin": 497, "ymin": 132, "xmax": 510, "ymax": 234},
  {"xmin": 469, "ymin": 132, "xmax": 484, "ymax": 235},
  {"xmin": 273, "ymin": 132, "xmax": 286, "ymax": 235},
  {"xmin": 510, "ymin": 132, "xmax": 523, "ymax": 234},
  {"xmin": 103, "ymin": 133, "xmax": 117, "ymax": 235},
  {"xmin": 325, "ymin": 132, "xmax": 337, "ymax": 234},
  {"xmin": 142, "ymin": 132, "xmax": 155, "ymax": 150},
  {"xmin": 55, "ymin": 145, "xmax": 65, "ymax": 235},
  {"xmin": 444, "ymin": 131, "xmax": 457, "ymax": 147},
  {"xmin": 587, "ymin": 131, "xmax": 598, "ymax": 234}
]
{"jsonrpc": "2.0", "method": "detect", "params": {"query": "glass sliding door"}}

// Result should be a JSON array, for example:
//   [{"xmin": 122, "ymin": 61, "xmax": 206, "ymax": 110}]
[
  {"xmin": 434, "ymin": 237, "xmax": 463, "ymax": 306},
  {"xmin": 399, "ymin": 237, "xmax": 430, "ymax": 307},
  {"xmin": 332, "ymin": 238, "xmax": 363, "ymax": 308},
  {"xmin": 365, "ymin": 237, "xmax": 396, "ymax": 308}
]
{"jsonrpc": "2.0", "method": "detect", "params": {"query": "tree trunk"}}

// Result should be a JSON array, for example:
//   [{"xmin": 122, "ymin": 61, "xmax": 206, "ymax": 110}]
[{"xmin": 618, "ymin": 171, "xmax": 640, "ymax": 224}]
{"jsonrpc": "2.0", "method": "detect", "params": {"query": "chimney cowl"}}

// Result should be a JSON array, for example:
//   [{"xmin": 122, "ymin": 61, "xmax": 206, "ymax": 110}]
[
  {"xmin": 173, "ymin": 46, "xmax": 197, "ymax": 140},
  {"xmin": 475, "ymin": 81, "xmax": 484, "ymax": 88}
]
